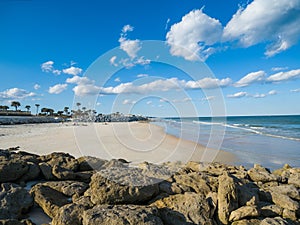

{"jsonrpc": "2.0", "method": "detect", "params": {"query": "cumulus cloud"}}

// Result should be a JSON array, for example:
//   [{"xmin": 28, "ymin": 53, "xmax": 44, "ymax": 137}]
[
  {"xmin": 72, "ymin": 84, "xmax": 101, "ymax": 96},
  {"xmin": 34, "ymin": 84, "xmax": 41, "ymax": 90},
  {"xmin": 119, "ymin": 25, "xmax": 141, "ymax": 59},
  {"xmin": 66, "ymin": 75, "xmax": 92, "ymax": 85},
  {"xmin": 110, "ymin": 56, "xmax": 118, "ymax": 67},
  {"xmin": 0, "ymin": 88, "xmax": 35, "ymax": 101},
  {"xmin": 166, "ymin": 9, "xmax": 223, "ymax": 61},
  {"xmin": 266, "ymin": 69, "xmax": 300, "ymax": 82},
  {"xmin": 223, "ymin": 0, "xmax": 300, "ymax": 57},
  {"xmin": 227, "ymin": 92, "xmax": 248, "ymax": 98},
  {"xmin": 41, "ymin": 61, "xmax": 61, "ymax": 75},
  {"xmin": 63, "ymin": 66, "xmax": 83, "ymax": 76},
  {"xmin": 234, "ymin": 70, "xmax": 266, "ymax": 87},
  {"xmin": 48, "ymin": 84, "xmax": 68, "ymax": 94},
  {"xmin": 114, "ymin": 77, "xmax": 121, "ymax": 82}
]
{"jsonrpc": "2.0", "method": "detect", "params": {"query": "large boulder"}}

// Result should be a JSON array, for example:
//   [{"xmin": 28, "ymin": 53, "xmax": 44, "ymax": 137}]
[
  {"xmin": 37, "ymin": 181, "xmax": 88, "ymax": 197},
  {"xmin": 0, "ymin": 159, "xmax": 28, "ymax": 183},
  {"xmin": 260, "ymin": 217, "xmax": 291, "ymax": 225},
  {"xmin": 248, "ymin": 165, "xmax": 279, "ymax": 183},
  {"xmin": 52, "ymin": 203, "xmax": 87, "ymax": 225},
  {"xmin": 151, "ymin": 192, "xmax": 214, "ymax": 225},
  {"xmin": 85, "ymin": 167, "xmax": 159, "ymax": 205},
  {"xmin": 30, "ymin": 184, "xmax": 70, "ymax": 218},
  {"xmin": 269, "ymin": 191, "xmax": 299, "ymax": 211},
  {"xmin": 82, "ymin": 205, "xmax": 163, "ymax": 225},
  {"xmin": 0, "ymin": 183, "xmax": 33, "ymax": 220},
  {"xmin": 218, "ymin": 172, "xmax": 239, "ymax": 224}
]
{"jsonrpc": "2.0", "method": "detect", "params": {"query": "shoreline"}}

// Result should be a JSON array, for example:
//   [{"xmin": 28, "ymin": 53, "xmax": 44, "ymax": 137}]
[{"xmin": 0, "ymin": 122, "xmax": 236, "ymax": 165}]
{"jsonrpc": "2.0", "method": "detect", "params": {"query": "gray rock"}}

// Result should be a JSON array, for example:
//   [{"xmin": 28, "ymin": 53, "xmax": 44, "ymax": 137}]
[
  {"xmin": 0, "ymin": 183, "xmax": 33, "ymax": 220},
  {"xmin": 82, "ymin": 205, "xmax": 163, "ymax": 225},
  {"xmin": 248, "ymin": 164, "xmax": 279, "ymax": 183},
  {"xmin": 18, "ymin": 162, "xmax": 40, "ymax": 182},
  {"xmin": 218, "ymin": 172, "xmax": 239, "ymax": 224},
  {"xmin": 238, "ymin": 183, "xmax": 260, "ymax": 206},
  {"xmin": 85, "ymin": 168, "xmax": 159, "ymax": 205},
  {"xmin": 269, "ymin": 185, "xmax": 300, "ymax": 201},
  {"xmin": 288, "ymin": 173, "xmax": 300, "ymax": 188},
  {"xmin": 30, "ymin": 184, "xmax": 70, "ymax": 218},
  {"xmin": 151, "ymin": 192, "xmax": 214, "ymax": 225},
  {"xmin": 229, "ymin": 206, "xmax": 259, "ymax": 222},
  {"xmin": 77, "ymin": 156, "xmax": 107, "ymax": 171},
  {"xmin": 52, "ymin": 165, "xmax": 76, "ymax": 180}
]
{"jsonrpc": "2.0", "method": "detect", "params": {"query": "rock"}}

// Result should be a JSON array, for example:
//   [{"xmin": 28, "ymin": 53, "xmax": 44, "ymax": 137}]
[
  {"xmin": 30, "ymin": 184, "xmax": 70, "ymax": 218},
  {"xmin": 0, "ymin": 219, "xmax": 35, "ymax": 225},
  {"xmin": 248, "ymin": 164, "xmax": 279, "ymax": 183},
  {"xmin": 52, "ymin": 165, "xmax": 76, "ymax": 180},
  {"xmin": 259, "ymin": 203, "xmax": 283, "ymax": 217},
  {"xmin": 269, "ymin": 185, "xmax": 300, "ymax": 200},
  {"xmin": 270, "ymin": 191, "xmax": 299, "ymax": 211},
  {"xmin": 260, "ymin": 217, "xmax": 290, "ymax": 225},
  {"xmin": 77, "ymin": 156, "xmax": 107, "ymax": 171},
  {"xmin": 72, "ymin": 196, "xmax": 93, "ymax": 208},
  {"xmin": 218, "ymin": 172, "xmax": 239, "ymax": 224},
  {"xmin": 82, "ymin": 205, "xmax": 163, "ymax": 225},
  {"xmin": 39, "ymin": 162, "xmax": 56, "ymax": 180},
  {"xmin": 288, "ymin": 173, "xmax": 300, "ymax": 188},
  {"xmin": 151, "ymin": 192, "xmax": 214, "ymax": 225},
  {"xmin": 231, "ymin": 219, "xmax": 261, "ymax": 225},
  {"xmin": 18, "ymin": 162, "xmax": 40, "ymax": 182},
  {"xmin": 237, "ymin": 183, "xmax": 260, "ymax": 206},
  {"xmin": 38, "ymin": 152, "xmax": 78, "ymax": 171},
  {"xmin": 138, "ymin": 162, "xmax": 174, "ymax": 180},
  {"xmin": 206, "ymin": 192, "xmax": 218, "ymax": 217},
  {"xmin": 85, "ymin": 168, "xmax": 159, "ymax": 205},
  {"xmin": 52, "ymin": 203, "xmax": 87, "ymax": 225},
  {"xmin": 282, "ymin": 209, "xmax": 297, "ymax": 221},
  {"xmin": 0, "ymin": 159, "xmax": 28, "ymax": 183},
  {"xmin": 38, "ymin": 181, "xmax": 88, "ymax": 197},
  {"xmin": 229, "ymin": 206, "xmax": 259, "ymax": 222},
  {"xmin": 0, "ymin": 183, "xmax": 33, "ymax": 220}
]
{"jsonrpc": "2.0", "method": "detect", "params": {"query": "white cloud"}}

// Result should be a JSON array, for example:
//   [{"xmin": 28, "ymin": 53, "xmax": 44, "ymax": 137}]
[
  {"xmin": 202, "ymin": 96, "xmax": 215, "ymax": 101},
  {"xmin": 122, "ymin": 24, "xmax": 134, "ymax": 33},
  {"xmin": 34, "ymin": 84, "xmax": 41, "ymax": 90},
  {"xmin": 41, "ymin": 61, "xmax": 54, "ymax": 72},
  {"xmin": 185, "ymin": 77, "xmax": 232, "ymax": 89},
  {"xmin": 110, "ymin": 56, "xmax": 118, "ymax": 67},
  {"xmin": 223, "ymin": 0, "xmax": 300, "ymax": 57},
  {"xmin": 166, "ymin": 9, "xmax": 223, "ymax": 61},
  {"xmin": 63, "ymin": 66, "xmax": 83, "ymax": 76},
  {"xmin": 291, "ymin": 88, "xmax": 300, "ymax": 93},
  {"xmin": 137, "ymin": 74, "xmax": 149, "ymax": 78},
  {"xmin": 96, "ymin": 102, "xmax": 101, "ymax": 106},
  {"xmin": 165, "ymin": 18, "xmax": 171, "ymax": 30},
  {"xmin": 234, "ymin": 70, "xmax": 266, "ymax": 87},
  {"xmin": 271, "ymin": 67, "xmax": 288, "ymax": 72},
  {"xmin": 122, "ymin": 99, "xmax": 136, "ymax": 105},
  {"xmin": 119, "ymin": 25, "xmax": 141, "ymax": 59},
  {"xmin": 227, "ymin": 91, "xmax": 248, "ymax": 98},
  {"xmin": 268, "ymin": 90, "xmax": 277, "ymax": 95},
  {"xmin": 253, "ymin": 93, "xmax": 266, "ymax": 98},
  {"xmin": 0, "ymin": 88, "xmax": 35, "ymax": 101},
  {"xmin": 114, "ymin": 77, "xmax": 121, "ymax": 82},
  {"xmin": 48, "ymin": 84, "xmax": 68, "ymax": 94},
  {"xmin": 66, "ymin": 75, "xmax": 92, "ymax": 85},
  {"xmin": 41, "ymin": 61, "xmax": 61, "ymax": 75},
  {"xmin": 72, "ymin": 84, "xmax": 101, "ymax": 96},
  {"xmin": 172, "ymin": 97, "xmax": 191, "ymax": 103},
  {"xmin": 146, "ymin": 100, "xmax": 152, "ymax": 105},
  {"xmin": 266, "ymin": 69, "xmax": 300, "ymax": 82}
]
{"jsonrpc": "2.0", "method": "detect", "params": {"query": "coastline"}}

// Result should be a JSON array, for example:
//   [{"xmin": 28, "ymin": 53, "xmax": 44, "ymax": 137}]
[{"xmin": 0, "ymin": 122, "xmax": 236, "ymax": 165}]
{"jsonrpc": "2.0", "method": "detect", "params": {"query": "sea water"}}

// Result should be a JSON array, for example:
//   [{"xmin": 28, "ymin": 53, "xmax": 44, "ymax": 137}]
[{"xmin": 153, "ymin": 115, "xmax": 300, "ymax": 170}]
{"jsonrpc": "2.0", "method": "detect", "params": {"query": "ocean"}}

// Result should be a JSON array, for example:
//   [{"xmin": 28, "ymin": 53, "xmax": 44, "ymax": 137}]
[{"xmin": 153, "ymin": 115, "xmax": 300, "ymax": 170}]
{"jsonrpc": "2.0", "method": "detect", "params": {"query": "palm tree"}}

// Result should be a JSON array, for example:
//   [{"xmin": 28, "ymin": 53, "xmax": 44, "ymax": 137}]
[
  {"xmin": 11, "ymin": 101, "xmax": 21, "ymax": 111},
  {"xmin": 64, "ymin": 106, "xmax": 69, "ymax": 115},
  {"xmin": 3, "ymin": 106, "xmax": 9, "ymax": 111},
  {"xmin": 25, "ymin": 105, "xmax": 31, "ymax": 112},
  {"xmin": 76, "ymin": 102, "xmax": 81, "ymax": 110},
  {"xmin": 35, "ymin": 104, "xmax": 40, "ymax": 115}
]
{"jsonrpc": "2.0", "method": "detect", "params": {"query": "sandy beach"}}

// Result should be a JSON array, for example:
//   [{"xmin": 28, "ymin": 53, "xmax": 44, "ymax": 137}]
[{"xmin": 0, "ymin": 122, "xmax": 235, "ymax": 164}]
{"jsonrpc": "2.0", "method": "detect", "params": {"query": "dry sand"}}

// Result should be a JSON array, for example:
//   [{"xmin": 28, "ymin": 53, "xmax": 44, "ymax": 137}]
[{"xmin": 0, "ymin": 122, "xmax": 236, "ymax": 164}]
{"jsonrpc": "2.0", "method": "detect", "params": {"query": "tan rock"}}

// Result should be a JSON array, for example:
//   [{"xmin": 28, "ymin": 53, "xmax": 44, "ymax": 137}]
[
  {"xmin": 218, "ymin": 172, "xmax": 239, "ymax": 224},
  {"xmin": 151, "ymin": 192, "xmax": 214, "ymax": 225},
  {"xmin": 52, "ymin": 203, "xmax": 87, "ymax": 225},
  {"xmin": 270, "ymin": 191, "xmax": 299, "ymax": 211},
  {"xmin": 260, "ymin": 217, "xmax": 290, "ymax": 225},
  {"xmin": 229, "ymin": 206, "xmax": 259, "ymax": 222},
  {"xmin": 248, "ymin": 164, "xmax": 279, "ymax": 183}
]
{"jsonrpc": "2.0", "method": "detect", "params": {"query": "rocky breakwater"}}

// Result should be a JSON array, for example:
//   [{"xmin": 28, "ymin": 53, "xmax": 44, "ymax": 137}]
[{"xmin": 0, "ymin": 149, "xmax": 299, "ymax": 225}]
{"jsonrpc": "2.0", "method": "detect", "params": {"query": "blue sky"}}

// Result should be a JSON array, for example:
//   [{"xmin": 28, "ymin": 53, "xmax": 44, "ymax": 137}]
[{"xmin": 1, "ymin": 0, "xmax": 300, "ymax": 117}]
